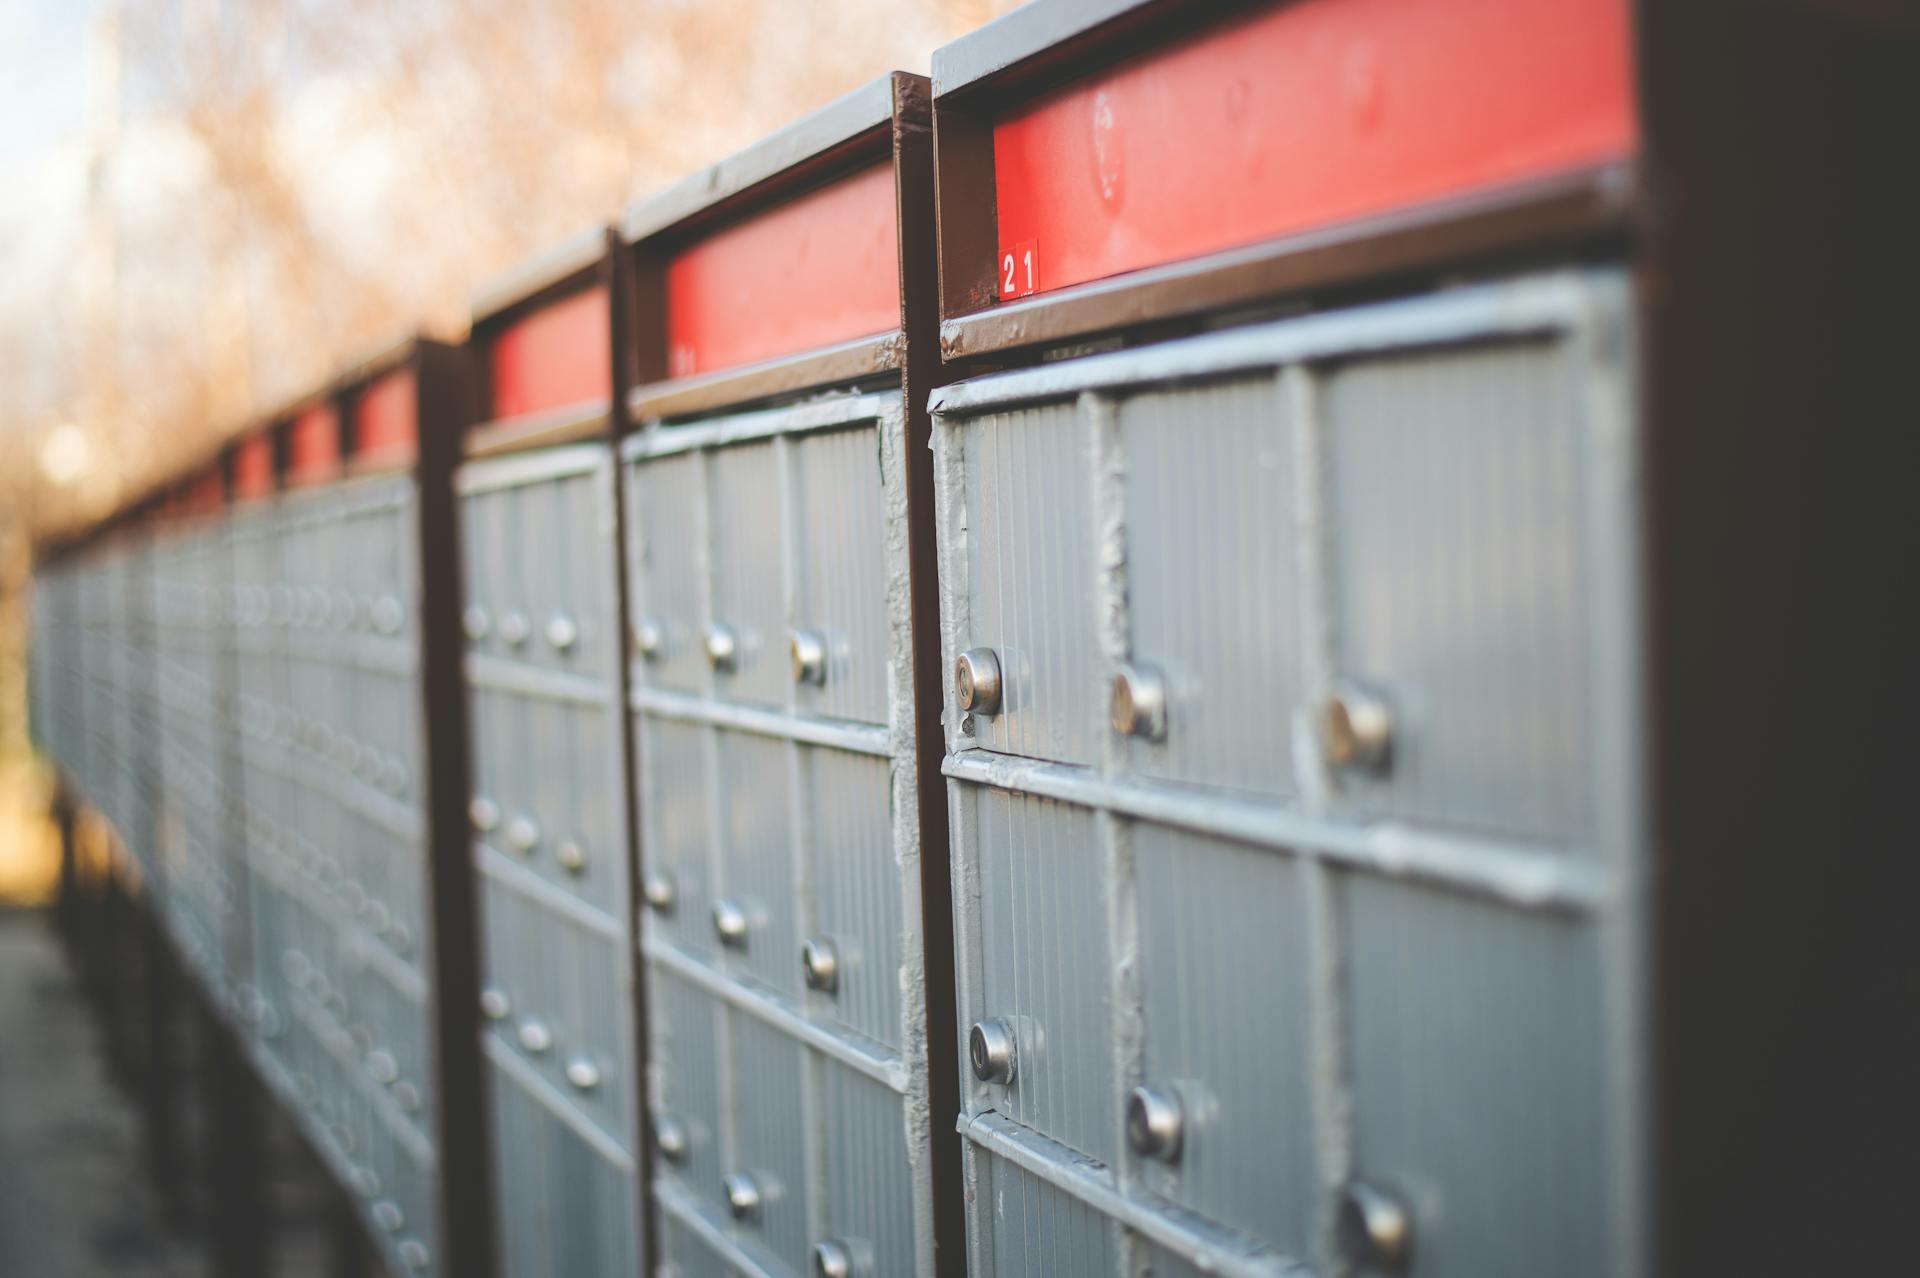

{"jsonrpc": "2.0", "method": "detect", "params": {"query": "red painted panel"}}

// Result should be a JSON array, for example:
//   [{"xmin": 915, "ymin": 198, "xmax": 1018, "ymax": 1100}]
[
  {"xmin": 490, "ymin": 285, "xmax": 612, "ymax": 419},
  {"xmin": 186, "ymin": 469, "xmax": 224, "ymax": 516},
  {"xmin": 233, "ymin": 433, "xmax": 275, "ymax": 501},
  {"xmin": 665, "ymin": 161, "xmax": 900, "ymax": 378},
  {"xmin": 991, "ymin": 0, "xmax": 1636, "ymax": 300},
  {"xmin": 288, "ymin": 403, "xmax": 341, "ymax": 486},
  {"xmin": 352, "ymin": 369, "xmax": 418, "ymax": 468}
]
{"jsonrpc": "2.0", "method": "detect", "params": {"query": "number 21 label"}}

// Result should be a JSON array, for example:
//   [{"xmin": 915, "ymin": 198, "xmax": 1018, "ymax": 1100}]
[{"xmin": 999, "ymin": 239, "xmax": 1038, "ymax": 300}]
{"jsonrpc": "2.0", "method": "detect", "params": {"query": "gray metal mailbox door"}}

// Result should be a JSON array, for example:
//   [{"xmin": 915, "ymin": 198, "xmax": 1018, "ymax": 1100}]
[
  {"xmin": 624, "ymin": 390, "xmax": 940, "ymax": 1278},
  {"xmin": 932, "ymin": 271, "xmax": 1645, "ymax": 1278},
  {"xmin": 460, "ymin": 444, "xmax": 641, "ymax": 1278}
]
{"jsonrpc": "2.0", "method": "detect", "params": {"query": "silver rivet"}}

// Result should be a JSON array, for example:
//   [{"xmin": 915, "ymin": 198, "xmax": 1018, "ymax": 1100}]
[
  {"xmin": 1325, "ymin": 681, "xmax": 1393, "ymax": 773},
  {"xmin": 556, "ymin": 839, "xmax": 587, "ymax": 875},
  {"xmin": 643, "ymin": 871, "xmax": 676, "ymax": 913},
  {"xmin": 388, "ymin": 921, "xmax": 415, "ymax": 956},
  {"xmin": 654, "ymin": 1113, "xmax": 689, "ymax": 1163},
  {"xmin": 349, "ymin": 1165, "xmax": 380, "ymax": 1198},
  {"xmin": 364, "ymin": 900, "xmax": 390, "ymax": 933},
  {"xmin": 713, "ymin": 899, "xmax": 748, "ymax": 947},
  {"xmin": 366, "ymin": 1049, "xmax": 399, "ymax": 1085},
  {"xmin": 955, "ymin": 648, "xmax": 1002, "ymax": 715},
  {"xmin": 1125, "ymin": 1085, "xmax": 1184, "ymax": 1162},
  {"xmin": 462, "ymin": 605, "xmax": 490, "ymax": 641},
  {"xmin": 517, "ymin": 1019, "xmax": 552, "ymax": 1054},
  {"xmin": 499, "ymin": 610, "xmax": 530, "ymax": 647},
  {"xmin": 372, "ymin": 595, "xmax": 404, "ymax": 635},
  {"xmin": 468, "ymin": 796, "xmax": 499, "ymax": 832},
  {"xmin": 396, "ymin": 1239, "xmax": 429, "ymax": 1271},
  {"xmin": 564, "ymin": 1055, "xmax": 601, "ymax": 1091},
  {"xmin": 705, "ymin": 623, "xmax": 738, "ymax": 673},
  {"xmin": 812, "ymin": 1239, "xmax": 857, "ymax": 1278},
  {"xmin": 1110, "ymin": 663, "xmax": 1169, "ymax": 742},
  {"xmin": 545, "ymin": 613, "xmax": 578, "ymax": 652},
  {"xmin": 723, "ymin": 1171, "xmax": 762, "ymax": 1220},
  {"xmin": 790, "ymin": 629, "xmax": 828, "ymax": 686},
  {"xmin": 479, "ymin": 985, "xmax": 508, "ymax": 1022},
  {"xmin": 1339, "ymin": 1180, "xmax": 1412, "ymax": 1271},
  {"xmin": 505, "ymin": 815, "xmax": 540, "ymax": 854},
  {"xmin": 632, "ymin": 618, "xmax": 664, "ymax": 662},
  {"xmin": 969, "ymin": 1018, "xmax": 1017, "ymax": 1084},
  {"xmin": 372, "ymin": 1199, "xmax": 404, "ymax": 1232},
  {"xmin": 801, "ymin": 937, "xmax": 839, "ymax": 994},
  {"xmin": 392, "ymin": 1081, "xmax": 421, "ymax": 1113}
]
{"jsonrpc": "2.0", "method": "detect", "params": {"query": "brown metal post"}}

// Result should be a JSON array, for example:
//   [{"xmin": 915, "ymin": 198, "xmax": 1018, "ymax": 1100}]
[{"xmin": 201, "ymin": 1002, "xmax": 271, "ymax": 1278}]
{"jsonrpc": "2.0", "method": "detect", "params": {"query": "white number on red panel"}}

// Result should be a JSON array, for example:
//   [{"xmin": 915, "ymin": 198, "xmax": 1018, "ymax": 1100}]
[{"xmin": 999, "ymin": 239, "xmax": 1038, "ymax": 300}]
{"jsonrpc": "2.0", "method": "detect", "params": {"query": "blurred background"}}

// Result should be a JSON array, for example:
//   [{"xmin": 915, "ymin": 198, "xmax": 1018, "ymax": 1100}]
[{"xmin": 0, "ymin": 0, "xmax": 1019, "ymax": 904}]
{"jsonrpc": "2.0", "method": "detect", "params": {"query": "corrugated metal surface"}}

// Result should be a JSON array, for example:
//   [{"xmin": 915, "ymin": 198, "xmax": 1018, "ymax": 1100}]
[
  {"xmin": 624, "ymin": 388, "xmax": 941, "ymax": 1277},
  {"xmin": 931, "ymin": 270, "xmax": 1641, "ymax": 1278},
  {"xmin": 460, "ymin": 443, "xmax": 643, "ymax": 1277}
]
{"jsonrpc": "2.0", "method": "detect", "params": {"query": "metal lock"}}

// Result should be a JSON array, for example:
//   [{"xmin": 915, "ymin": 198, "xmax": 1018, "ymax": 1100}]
[
  {"xmin": 545, "ymin": 613, "xmax": 579, "ymax": 652},
  {"xmin": 969, "ymin": 1018, "xmax": 1017, "ymax": 1084},
  {"xmin": 632, "ymin": 617, "xmax": 665, "ymax": 662},
  {"xmin": 371, "ymin": 1199, "xmax": 404, "ymax": 1232},
  {"xmin": 723, "ymin": 1171, "xmax": 764, "ymax": 1220},
  {"xmin": 564, "ymin": 1055, "xmax": 601, "ymax": 1092},
  {"xmin": 955, "ymin": 648, "xmax": 1003, "ymax": 715},
  {"xmin": 462, "ymin": 605, "xmax": 491, "ymax": 641},
  {"xmin": 705, "ymin": 623, "xmax": 739, "ymax": 673},
  {"xmin": 713, "ymin": 899, "xmax": 749, "ymax": 947},
  {"xmin": 1338, "ymin": 1180, "xmax": 1412, "ymax": 1272},
  {"xmin": 468, "ymin": 795, "xmax": 500, "ymax": 833},
  {"xmin": 812, "ymin": 1239, "xmax": 862, "ymax": 1278},
  {"xmin": 1110, "ymin": 663, "xmax": 1169, "ymax": 742},
  {"xmin": 504, "ymin": 814, "xmax": 541, "ymax": 854},
  {"xmin": 642, "ymin": 870, "xmax": 677, "ymax": 913},
  {"xmin": 392, "ymin": 1081, "xmax": 422, "ymax": 1113},
  {"xmin": 372, "ymin": 595, "xmax": 404, "ymax": 635},
  {"xmin": 790, "ymin": 629, "xmax": 828, "ymax": 686},
  {"xmin": 499, "ymin": 609, "xmax": 531, "ymax": 648},
  {"xmin": 1125, "ymin": 1085, "xmax": 1185, "ymax": 1163},
  {"xmin": 555, "ymin": 839, "xmax": 587, "ymax": 875},
  {"xmin": 1324, "ymin": 681, "xmax": 1394, "ymax": 773},
  {"xmin": 396, "ymin": 1239, "xmax": 430, "ymax": 1272},
  {"xmin": 654, "ymin": 1112, "xmax": 690, "ymax": 1164},
  {"xmin": 801, "ymin": 937, "xmax": 839, "ymax": 994},
  {"xmin": 366, "ymin": 1049, "xmax": 400, "ymax": 1085},
  {"xmin": 516, "ymin": 1019, "xmax": 553, "ymax": 1054}
]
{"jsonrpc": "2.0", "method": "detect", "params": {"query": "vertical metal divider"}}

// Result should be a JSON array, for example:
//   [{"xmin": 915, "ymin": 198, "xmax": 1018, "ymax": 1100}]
[
  {"xmin": 894, "ymin": 70, "xmax": 969, "ymax": 1278},
  {"xmin": 412, "ymin": 337, "xmax": 498, "ymax": 1278},
  {"xmin": 1285, "ymin": 360, "xmax": 1354, "ymax": 1278},
  {"xmin": 1086, "ymin": 388, "xmax": 1143, "ymax": 1277}
]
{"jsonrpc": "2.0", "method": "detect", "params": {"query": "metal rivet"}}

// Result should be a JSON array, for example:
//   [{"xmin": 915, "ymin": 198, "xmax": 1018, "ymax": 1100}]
[
  {"xmin": 1339, "ymin": 1180, "xmax": 1412, "ymax": 1271},
  {"xmin": 812, "ymin": 1239, "xmax": 856, "ymax": 1278},
  {"xmin": 392, "ymin": 1081, "xmax": 421, "ymax": 1113},
  {"xmin": 723, "ymin": 1171, "xmax": 762, "ymax": 1220},
  {"xmin": 505, "ymin": 815, "xmax": 540, "ymax": 854},
  {"xmin": 366, "ymin": 1049, "xmax": 399, "ymax": 1085},
  {"xmin": 801, "ymin": 937, "xmax": 839, "ymax": 994},
  {"xmin": 349, "ymin": 1165, "xmax": 380, "ymax": 1198},
  {"xmin": 1110, "ymin": 663, "xmax": 1169, "ymax": 742},
  {"xmin": 499, "ymin": 610, "xmax": 531, "ymax": 647},
  {"xmin": 1324, "ymin": 681, "xmax": 1394, "ymax": 773},
  {"xmin": 642, "ymin": 871, "xmax": 676, "ymax": 913},
  {"xmin": 969, "ymin": 1018, "xmax": 1017, "ymax": 1084},
  {"xmin": 364, "ymin": 900, "xmax": 390, "ymax": 933},
  {"xmin": 790, "ymin": 629, "xmax": 828, "ymax": 686},
  {"xmin": 396, "ymin": 1239, "xmax": 430, "ymax": 1271},
  {"xmin": 388, "ymin": 921, "xmax": 415, "ymax": 956},
  {"xmin": 372, "ymin": 595, "xmax": 404, "ymax": 635},
  {"xmin": 565, "ymin": 1055, "xmax": 601, "ymax": 1092},
  {"xmin": 545, "ymin": 613, "xmax": 578, "ymax": 652},
  {"xmin": 517, "ymin": 1019, "xmax": 552, "ymax": 1054},
  {"xmin": 704, "ymin": 623, "xmax": 738, "ymax": 673},
  {"xmin": 480, "ymin": 987, "xmax": 510, "ymax": 1020},
  {"xmin": 713, "ymin": 899, "xmax": 748, "ymax": 947},
  {"xmin": 955, "ymin": 648, "xmax": 1002, "ymax": 715},
  {"xmin": 556, "ymin": 839, "xmax": 587, "ymax": 875},
  {"xmin": 1125, "ymin": 1085, "xmax": 1185, "ymax": 1163},
  {"xmin": 372, "ymin": 1199, "xmax": 404, "ymax": 1232},
  {"xmin": 654, "ymin": 1113, "xmax": 689, "ymax": 1164},
  {"xmin": 632, "ymin": 618, "xmax": 664, "ymax": 662},
  {"xmin": 462, "ymin": 605, "xmax": 490, "ymax": 641},
  {"xmin": 468, "ymin": 796, "xmax": 499, "ymax": 832}
]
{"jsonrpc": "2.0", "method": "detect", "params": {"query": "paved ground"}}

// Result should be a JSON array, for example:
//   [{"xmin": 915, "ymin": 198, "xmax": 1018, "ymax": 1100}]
[{"xmin": 0, "ymin": 908, "xmax": 208, "ymax": 1277}]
